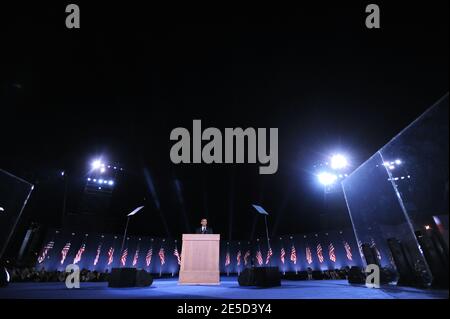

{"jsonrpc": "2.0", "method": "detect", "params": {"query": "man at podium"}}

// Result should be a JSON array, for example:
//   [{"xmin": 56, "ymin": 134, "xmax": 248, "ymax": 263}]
[{"xmin": 195, "ymin": 218, "xmax": 214, "ymax": 234}]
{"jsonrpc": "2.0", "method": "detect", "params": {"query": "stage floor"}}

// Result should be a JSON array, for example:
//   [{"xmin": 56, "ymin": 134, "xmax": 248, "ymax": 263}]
[{"xmin": 1, "ymin": 277, "xmax": 448, "ymax": 299}]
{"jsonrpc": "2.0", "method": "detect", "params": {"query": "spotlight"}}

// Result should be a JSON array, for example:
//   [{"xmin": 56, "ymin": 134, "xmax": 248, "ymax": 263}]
[
  {"xmin": 98, "ymin": 179, "xmax": 104, "ymax": 184},
  {"xmin": 108, "ymin": 180, "xmax": 114, "ymax": 186},
  {"xmin": 100, "ymin": 167, "xmax": 106, "ymax": 173},
  {"xmin": 395, "ymin": 159, "xmax": 402, "ymax": 165},
  {"xmin": 330, "ymin": 154, "xmax": 348, "ymax": 170},
  {"xmin": 425, "ymin": 225, "xmax": 431, "ymax": 230},
  {"xmin": 318, "ymin": 172, "xmax": 337, "ymax": 186},
  {"xmin": 91, "ymin": 160, "xmax": 102, "ymax": 170},
  {"xmin": 61, "ymin": 171, "xmax": 65, "ymax": 176},
  {"xmin": 87, "ymin": 178, "xmax": 91, "ymax": 181}
]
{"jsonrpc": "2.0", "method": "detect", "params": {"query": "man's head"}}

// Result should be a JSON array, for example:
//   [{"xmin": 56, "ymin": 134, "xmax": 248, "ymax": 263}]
[{"xmin": 200, "ymin": 218, "xmax": 208, "ymax": 227}]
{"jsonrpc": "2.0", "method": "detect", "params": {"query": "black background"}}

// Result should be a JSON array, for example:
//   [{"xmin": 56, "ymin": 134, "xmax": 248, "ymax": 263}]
[{"xmin": 0, "ymin": 2, "xmax": 448, "ymax": 251}]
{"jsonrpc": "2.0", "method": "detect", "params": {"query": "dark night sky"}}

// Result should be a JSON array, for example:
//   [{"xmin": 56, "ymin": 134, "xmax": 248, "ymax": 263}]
[{"xmin": 1, "ymin": 3, "xmax": 448, "ymax": 244}]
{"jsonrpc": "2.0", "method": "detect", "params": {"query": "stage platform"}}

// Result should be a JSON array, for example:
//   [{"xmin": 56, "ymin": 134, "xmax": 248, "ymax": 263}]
[{"xmin": 1, "ymin": 277, "xmax": 448, "ymax": 299}]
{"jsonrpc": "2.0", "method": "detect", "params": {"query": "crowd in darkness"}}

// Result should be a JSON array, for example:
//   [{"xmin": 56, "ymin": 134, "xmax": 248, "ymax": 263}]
[
  {"xmin": 6, "ymin": 266, "xmax": 351, "ymax": 283},
  {"xmin": 8, "ymin": 267, "xmax": 109, "ymax": 282}
]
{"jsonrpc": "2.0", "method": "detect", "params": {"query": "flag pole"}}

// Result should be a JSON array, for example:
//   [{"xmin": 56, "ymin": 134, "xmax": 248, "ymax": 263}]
[{"xmin": 264, "ymin": 215, "xmax": 272, "ymax": 267}]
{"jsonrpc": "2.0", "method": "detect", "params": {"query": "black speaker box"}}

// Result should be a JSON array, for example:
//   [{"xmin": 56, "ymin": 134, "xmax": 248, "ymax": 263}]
[
  {"xmin": 238, "ymin": 267, "xmax": 281, "ymax": 287},
  {"xmin": 135, "ymin": 269, "xmax": 153, "ymax": 287},
  {"xmin": 347, "ymin": 266, "xmax": 365, "ymax": 284},
  {"xmin": 238, "ymin": 268, "xmax": 256, "ymax": 286},
  {"xmin": 108, "ymin": 268, "xmax": 153, "ymax": 288}
]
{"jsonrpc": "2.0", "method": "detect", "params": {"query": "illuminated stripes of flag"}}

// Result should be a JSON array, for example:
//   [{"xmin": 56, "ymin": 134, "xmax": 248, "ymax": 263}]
[
  {"xmin": 120, "ymin": 248, "xmax": 128, "ymax": 267},
  {"xmin": 290, "ymin": 245, "xmax": 297, "ymax": 264},
  {"xmin": 173, "ymin": 246, "xmax": 181, "ymax": 265},
  {"xmin": 236, "ymin": 250, "xmax": 242, "ymax": 266},
  {"xmin": 255, "ymin": 249, "xmax": 263, "ymax": 266},
  {"xmin": 305, "ymin": 246, "xmax": 312, "ymax": 265},
  {"xmin": 280, "ymin": 247, "xmax": 285, "ymax": 264},
  {"xmin": 344, "ymin": 241, "xmax": 353, "ymax": 261},
  {"xmin": 158, "ymin": 247, "xmax": 165, "ymax": 265},
  {"xmin": 243, "ymin": 250, "xmax": 251, "ymax": 266},
  {"xmin": 317, "ymin": 243, "xmax": 324, "ymax": 263},
  {"xmin": 225, "ymin": 251, "xmax": 231, "ymax": 267},
  {"xmin": 38, "ymin": 241, "xmax": 54, "ymax": 264},
  {"xmin": 328, "ymin": 243, "xmax": 336, "ymax": 262},
  {"xmin": 132, "ymin": 247, "xmax": 140, "ymax": 267},
  {"xmin": 265, "ymin": 247, "xmax": 273, "ymax": 264},
  {"xmin": 145, "ymin": 247, "xmax": 153, "ymax": 267},
  {"xmin": 107, "ymin": 247, "xmax": 114, "ymax": 265},
  {"xmin": 73, "ymin": 243, "xmax": 86, "ymax": 264},
  {"xmin": 60, "ymin": 242, "xmax": 71, "ymax": 265},
  {"xmin": 93, "ymin": 244, "xmax": 102, "ymax": 266}
]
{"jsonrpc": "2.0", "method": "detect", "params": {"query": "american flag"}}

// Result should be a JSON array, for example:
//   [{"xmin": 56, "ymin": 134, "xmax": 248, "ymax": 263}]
[
  {"xmin": 173, "ymin": 246, "xmax": 181, "ymax": 265},
  {"xmin": 225, "ymin": 251, "xmax": 231, "ymax": 267},
  {"xmin": 329, "ymin": 243, "xmax": 336, "ymax": 262},
  {"xmin": 306, "ymin": 246, "xmax": 312, "ymax": 264},
  {"xmin": 38, "ymin": 241, "xmax": 54, "ymax": 264},
  {"xmin": 317, "ymin": 243, "xmax": 324, "ymax": 263},
  {"xmin": 158, "ymin": 247, "xmax": 165, "ymax": 265},
  {"xmin": 120, "ymin": 248, "xmax": 128, "ymax": 267},
  {"xmin": 236, "ymin": 250, "xmax": 242, "ymax": 266},
  {"xmin": 132, "ymin": 248, "xmax": 140, "ymax": 267},
  {"xmin": 145, "ymin": 247, "xmax": 153, "ymax": 267},
  {"xmin": 107, "ymin": 247, "xmax": 114, "ymax": 265},
  {"xmin": 243, "ymin": 250, "xmax": 251, "ymax": 266},
  {"xmin": 60, "ymin": 242, "xmax": 71, "ymax": 265},
  {"xmin": 265, "ymin": 247, "xmax": 273, "ymax": 264},
  {"xmin": 290, "ymin": 245, "xmax": 297, "ymax": 264},
  {"xmin": 255, "ymin": 249, "xmax": 263, "ymax": 266},
  {"xmin": 280, "ymin": 247, "xmax": 286, "ymax": 264},
  {"xmin": 73, "ymin": 243, "xmax": 86, "ymax": 264},
  {"xmin": 344, "ymin": 241, "xmax": 353, "ymax": 261},
  {"xmin": 93, "ymin": 244, "xmax": 102, "ymax": 266}
]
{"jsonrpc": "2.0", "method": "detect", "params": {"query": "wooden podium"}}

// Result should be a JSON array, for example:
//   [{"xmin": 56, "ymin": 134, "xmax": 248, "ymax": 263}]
[{"xmin": 178, "ymin": 234, "xmax": 220, "ymax": 285}]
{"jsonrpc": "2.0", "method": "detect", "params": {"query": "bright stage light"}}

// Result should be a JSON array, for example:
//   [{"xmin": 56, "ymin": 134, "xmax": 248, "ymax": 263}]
[
  {"xmin": 425, "ymin": 225, "xmax": 431, "ymax": 230},
  {"xmin": 395, "ymin": 159, "xmax": 402, "ymax": 165},
  {"xmin": 330, "ymin": 154, "xmax": 348, "ymax": 170},
  {"xmin": 98, "ymin": 179, "xmax": 104, "ymax": 184},
  {"xmin": 318, "ymin": 172, "xmax": 337, "ymax": 186},
  {"xmin": 100, "ymin": 167, "xmax": 106, "ymax": 173},
  {"xmin": 91, "ymin": 159, "xmax": 102, "ymax": 170},
  {"xmin": 108, "ymin": 180, "xmax": 114, "ymax": 186}
]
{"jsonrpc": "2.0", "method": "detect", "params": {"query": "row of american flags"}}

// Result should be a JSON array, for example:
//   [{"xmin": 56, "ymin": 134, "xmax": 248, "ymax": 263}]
[
  {"xmin": 223, "ymin": 242, "xmax": 351, "ymax": 267},
  {"xmin": 36, "ymin": 229, "xmax": 363, "ymax": 273}
]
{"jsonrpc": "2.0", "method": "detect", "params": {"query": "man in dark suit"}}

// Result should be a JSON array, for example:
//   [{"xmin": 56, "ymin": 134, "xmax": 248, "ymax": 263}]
[{"xmin": 195, "ymin": 218, "xmax": 213, "ymax": 234}]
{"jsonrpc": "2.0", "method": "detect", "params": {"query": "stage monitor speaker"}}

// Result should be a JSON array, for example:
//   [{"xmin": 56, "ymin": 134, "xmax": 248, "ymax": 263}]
[
  {"xmin": 347, "ymin": 266, "xmax": 365, "ymax": 284},
  {"xmin": 238, "ymin": 268, "xmax": 256, "ymax": 286},
  {"xmin": 135, "ymin": 269, "xmax": 153, "ymax": 287},
  {"xmin": 239, "ymin": 267, "xmax": 281, "ymax": 287}
]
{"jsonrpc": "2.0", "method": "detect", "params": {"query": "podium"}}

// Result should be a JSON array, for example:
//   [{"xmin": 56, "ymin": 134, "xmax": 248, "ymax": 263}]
[{"xmin": 178, "ymin": 234, "xmax": 220, "ymax": 285}]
